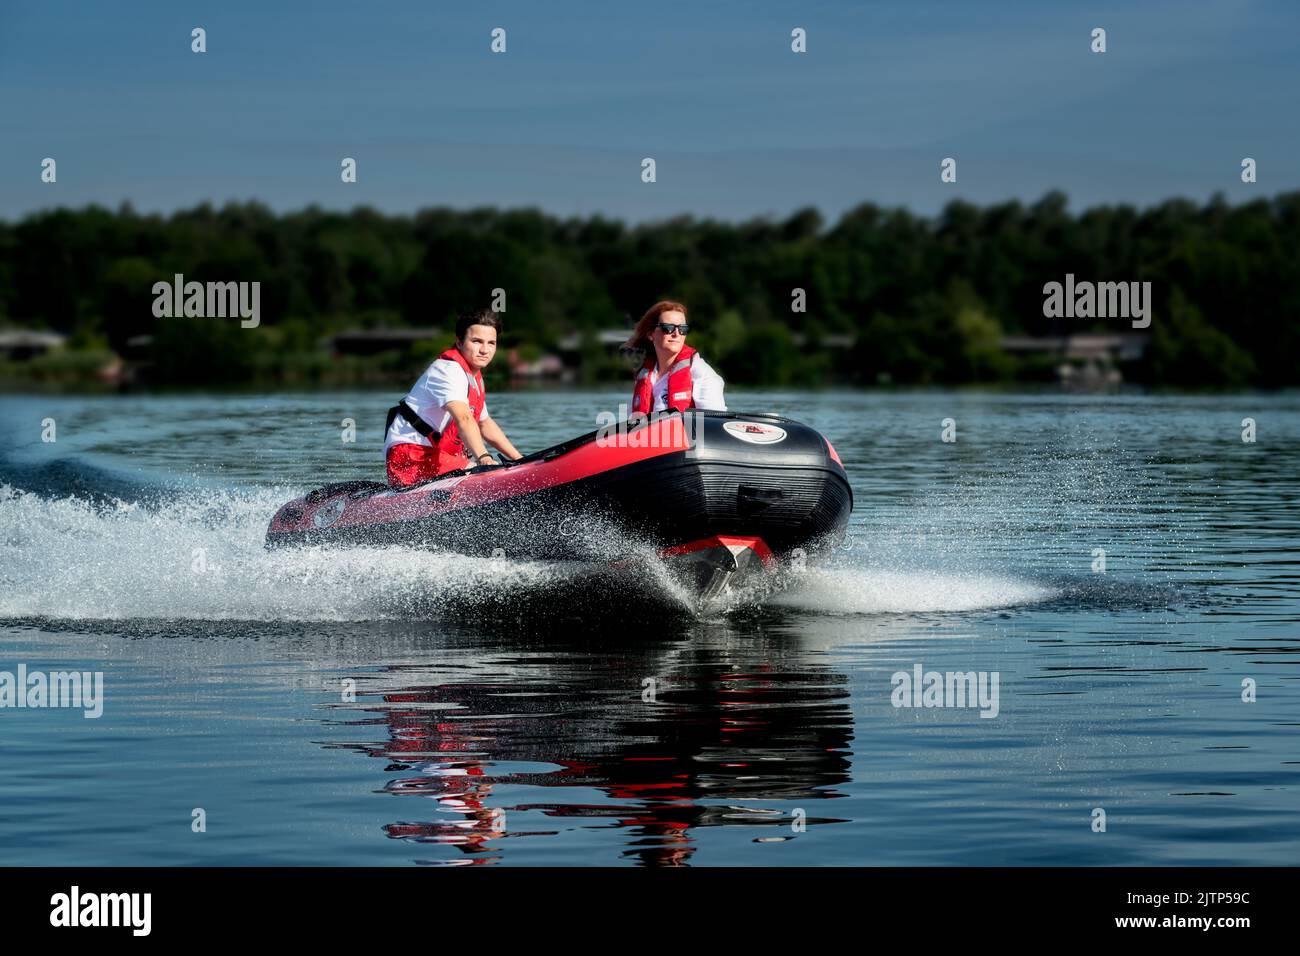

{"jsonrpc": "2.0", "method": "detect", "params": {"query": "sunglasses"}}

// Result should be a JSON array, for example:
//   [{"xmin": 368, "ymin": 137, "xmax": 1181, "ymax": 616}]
[{"xmin": 656, "ymin": 322, "xmax": 690, "ymax": 336}]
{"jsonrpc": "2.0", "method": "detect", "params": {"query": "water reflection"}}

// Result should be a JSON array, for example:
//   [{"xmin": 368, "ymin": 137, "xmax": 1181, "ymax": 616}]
[{"xmin": 330, "ymin": 622, "xmax": 853, "ymax": 866}]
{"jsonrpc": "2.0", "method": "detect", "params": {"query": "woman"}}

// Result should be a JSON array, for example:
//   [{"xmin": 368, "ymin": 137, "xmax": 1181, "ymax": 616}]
[
  {"xmin": 625, "ymin": 300, "xmax": 726, "ymax": 415},
  {"xmin": 384, "ymin": 309, "xmax": 523, "ymax": 488}
]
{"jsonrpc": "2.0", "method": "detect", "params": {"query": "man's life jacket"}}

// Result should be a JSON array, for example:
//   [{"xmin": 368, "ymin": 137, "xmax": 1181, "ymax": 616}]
[
  {"xmin": 631, "ymin": 345, "xmax": 696, "ymax": 415},
  {"xmin": 385, "ymin": 346, "xmax": 486, "ymax": 477}
]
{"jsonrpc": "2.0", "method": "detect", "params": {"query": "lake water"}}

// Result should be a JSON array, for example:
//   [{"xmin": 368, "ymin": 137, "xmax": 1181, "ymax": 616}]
[{"xmin": 1, "ymin": 388, "xmax": 1297, "ymax": 866}]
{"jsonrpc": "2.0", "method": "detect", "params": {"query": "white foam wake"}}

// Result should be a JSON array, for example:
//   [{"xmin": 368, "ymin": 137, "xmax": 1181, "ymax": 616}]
[
  {"xmin": 0, "ymin": 485, "xmax": 568, "ymax": 622},
  {"xmin": 0, "ymin": 484, "xmax": 1056, "ymax": 622},
  {"xmin": 769, "ymin": 566, "xmax": 1057, "ymax": 615}
]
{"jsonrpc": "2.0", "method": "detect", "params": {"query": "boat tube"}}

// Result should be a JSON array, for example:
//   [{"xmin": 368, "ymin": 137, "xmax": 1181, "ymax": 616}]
[{"xmin": 265, "ymin": 411, "xmax": 851, "ymax": 598}]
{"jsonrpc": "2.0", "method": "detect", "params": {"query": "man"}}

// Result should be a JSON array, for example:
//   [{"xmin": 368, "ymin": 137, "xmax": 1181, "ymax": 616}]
[{"xmin": 384, "ymin": 309, "xmax": 523, "ymax": 487}]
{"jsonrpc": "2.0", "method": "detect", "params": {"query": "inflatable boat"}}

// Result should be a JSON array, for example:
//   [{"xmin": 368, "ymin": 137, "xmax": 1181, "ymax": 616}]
[{"xmin": 265, "ymin": 411, "xmax": 851, "ymax": 598}]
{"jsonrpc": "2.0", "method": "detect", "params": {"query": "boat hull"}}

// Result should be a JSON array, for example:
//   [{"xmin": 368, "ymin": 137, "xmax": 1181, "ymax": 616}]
[{"xmin": 265, "ymin": 411, "xmax": 852, "ymax": 563}]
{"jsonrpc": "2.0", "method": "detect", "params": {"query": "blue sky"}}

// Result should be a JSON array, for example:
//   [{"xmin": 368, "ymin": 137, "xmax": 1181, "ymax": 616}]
[{"xmin": 1, "ymin": 0, "xmax": 1295, "ymax": 223}]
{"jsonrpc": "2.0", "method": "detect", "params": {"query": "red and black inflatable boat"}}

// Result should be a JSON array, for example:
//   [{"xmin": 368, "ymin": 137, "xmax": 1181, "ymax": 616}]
[{"xmin": 265, "ymin": 411, "xmax": 851, "ymax": 597}]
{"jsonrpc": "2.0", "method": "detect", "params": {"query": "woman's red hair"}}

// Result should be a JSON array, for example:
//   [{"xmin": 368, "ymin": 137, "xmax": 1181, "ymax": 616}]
[{"xmin": 624, "ymin": 300, "xmax": 688, "ymax": 351}]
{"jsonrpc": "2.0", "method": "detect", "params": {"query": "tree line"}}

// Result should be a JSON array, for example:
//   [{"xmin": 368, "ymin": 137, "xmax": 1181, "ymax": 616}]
[{"xmin": 1, "ymin": 191, "xmax": 1296, "ymax": 387}]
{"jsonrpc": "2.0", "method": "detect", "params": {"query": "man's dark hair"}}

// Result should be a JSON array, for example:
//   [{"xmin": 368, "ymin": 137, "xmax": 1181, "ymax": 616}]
[{"xmin": 455, "ymin": 309, "xmax": 503, "ymax": 341}]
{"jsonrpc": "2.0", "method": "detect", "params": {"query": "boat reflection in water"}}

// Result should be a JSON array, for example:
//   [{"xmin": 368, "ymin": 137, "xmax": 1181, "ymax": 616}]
[{"xmin": 326, "ymin": 619, "xmax": 853, "ymax": 866}]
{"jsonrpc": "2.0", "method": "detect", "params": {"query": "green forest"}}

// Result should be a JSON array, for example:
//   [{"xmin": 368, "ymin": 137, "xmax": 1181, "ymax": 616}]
[{"xmin": 1, "ymin": 191, "xmax": 1297, "ymax": 389}]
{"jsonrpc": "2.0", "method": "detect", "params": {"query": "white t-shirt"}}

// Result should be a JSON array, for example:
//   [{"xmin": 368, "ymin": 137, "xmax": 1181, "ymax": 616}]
[
  {"xmin": 646, "ymin": 354, "xmax": 727, "ymax": 412},
  {"xmin": 385, "ymin": 357, "xmax": 489, "ymax": 451}
]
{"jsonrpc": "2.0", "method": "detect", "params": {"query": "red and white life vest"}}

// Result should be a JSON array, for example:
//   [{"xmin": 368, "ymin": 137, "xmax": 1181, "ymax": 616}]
[
  {"xmin": 430, "ymin": 347, "xmax": 486, "ymax": 473},
  {"xmin": 632, "ymin": 346, "xmax": 697, "ymax": 415},
  {"xmin": 386, "ymin": 346, "xmax": 487, "ymax": 482}
]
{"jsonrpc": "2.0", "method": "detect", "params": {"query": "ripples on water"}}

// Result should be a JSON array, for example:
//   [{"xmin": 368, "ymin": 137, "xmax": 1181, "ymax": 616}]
[{"xmin": 0, "ymin": 390, "xmax": 1297, "ymax": 865}]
